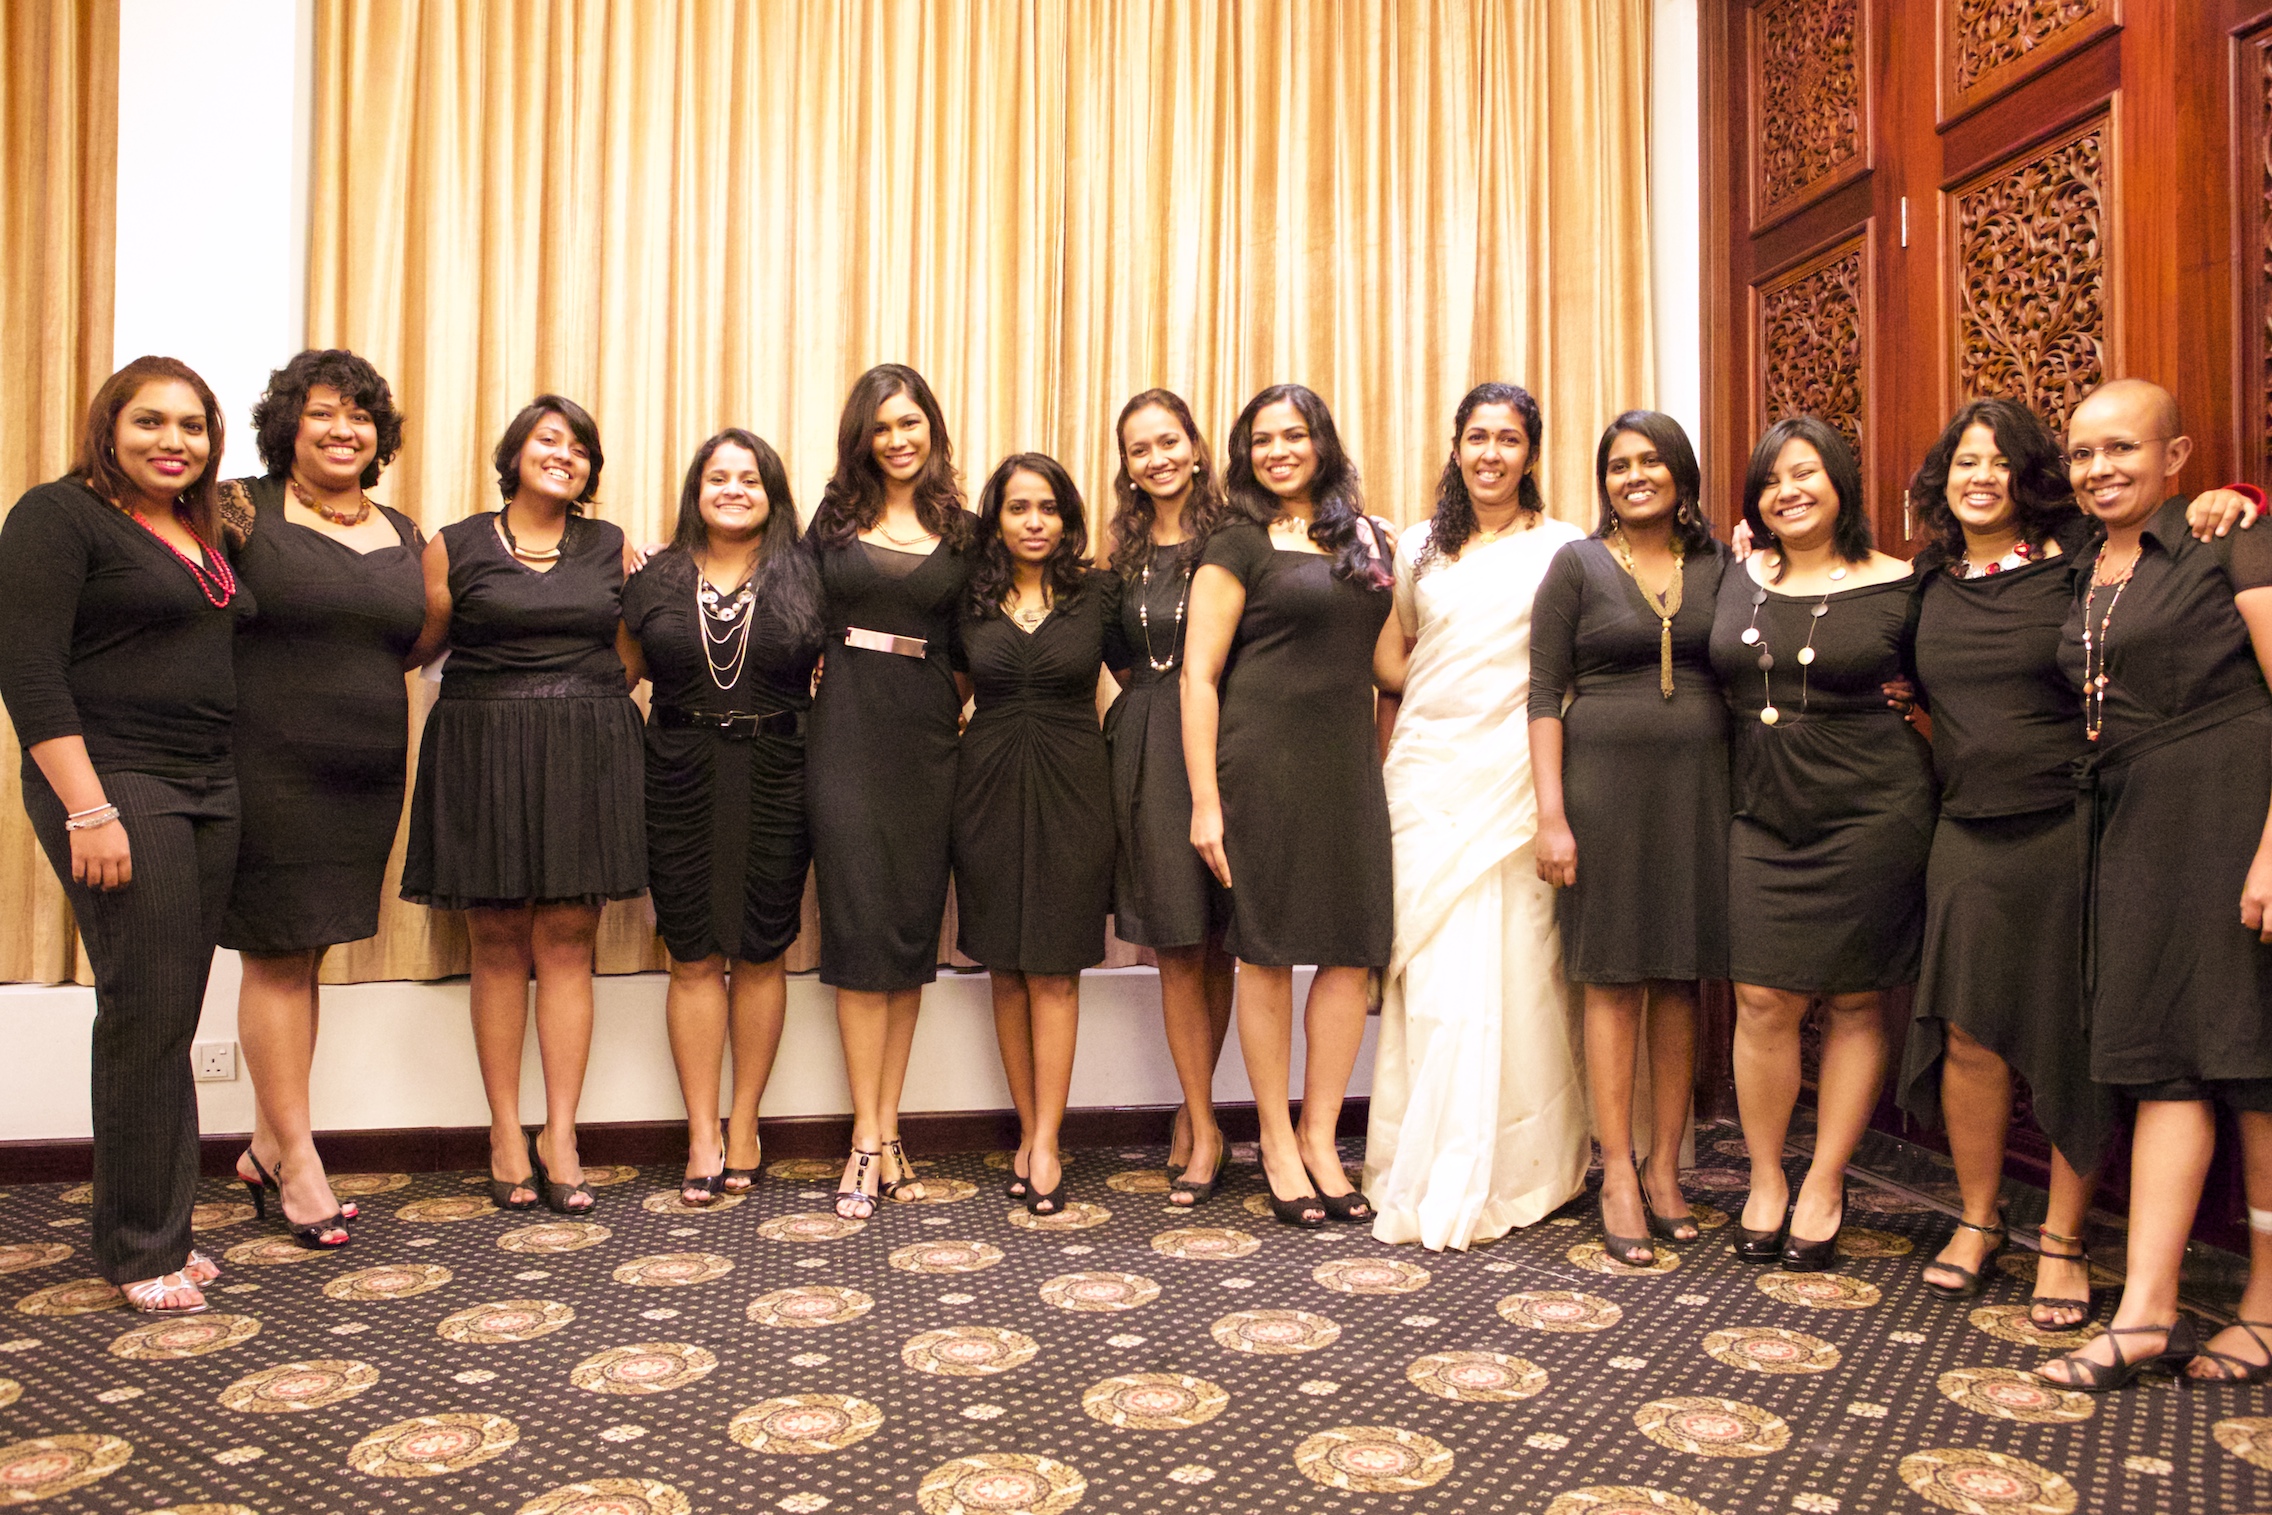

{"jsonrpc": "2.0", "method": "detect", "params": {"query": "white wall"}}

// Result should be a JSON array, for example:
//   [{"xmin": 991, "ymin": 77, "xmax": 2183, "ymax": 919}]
[{"xmin": 1650, "ymin": 0, "xmax": 1704, "ymax": 464}]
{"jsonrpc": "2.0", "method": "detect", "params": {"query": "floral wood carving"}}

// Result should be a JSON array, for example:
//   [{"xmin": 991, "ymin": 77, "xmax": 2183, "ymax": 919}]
[
  {"xmin": 1753, "ymin": 0, "xmax": 1864, "ymax": 220},
  {"xmin": 1757, "ymin": 239, "xmax": 1867, "ymax": 464},
  {"xmin": 1952, "ymin": 121, "xmax": 2105, "ymax": 437},
  {"xmin": 1952, "ymin": 0, "xmax": 2107, "ymax": 97}
]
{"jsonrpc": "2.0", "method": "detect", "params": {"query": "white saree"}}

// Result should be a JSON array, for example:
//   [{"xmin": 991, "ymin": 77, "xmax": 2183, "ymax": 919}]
[{"xmin": 1364, "ymin": 517, "xmax": 1591, "ymax": 1250}]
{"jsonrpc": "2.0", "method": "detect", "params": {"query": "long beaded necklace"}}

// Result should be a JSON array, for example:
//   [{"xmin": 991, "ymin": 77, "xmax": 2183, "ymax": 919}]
[
  {"xmin": 2080, "ymin": 544, "xmax": 2141, "ymax": 743},
  {"xmin": 1605, "ymin": 527, "xmax": 1685, "ymax": 698},
  {"xmin": 127, "ymin": 501, "xmax": 237, "ymax": 608},
  {"xmin": 695, "ymin": 561, "xmax": 757, "ymax": 692},
  {"xmin": 288, "ymin": 476, "xmax": 372, "ymax": 527},
  {"xmin": 1138, "ymin": 544, "xmax": 1194, "ymax": 671},
  {"xmin": 1738, "ymin": 583, "xmax": 1831, "ymax": 726}
]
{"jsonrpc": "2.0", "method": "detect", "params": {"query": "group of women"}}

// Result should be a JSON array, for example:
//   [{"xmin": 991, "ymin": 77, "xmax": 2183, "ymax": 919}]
[{"xmin": 4, "ymin": 350, "xmax": 2269, "ymax": 1400}]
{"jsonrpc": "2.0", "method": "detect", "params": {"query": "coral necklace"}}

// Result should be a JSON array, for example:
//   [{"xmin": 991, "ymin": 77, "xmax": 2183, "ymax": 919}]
[{"xmin": 128, "ymin": 502, "xmax": 237, "ymax": 608}]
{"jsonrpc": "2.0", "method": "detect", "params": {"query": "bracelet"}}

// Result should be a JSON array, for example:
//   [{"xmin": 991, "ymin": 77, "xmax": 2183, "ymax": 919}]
[
  {"xmin": 63, "ymin": 805, "xmax": 120, "ymax": 832},
  {"xmin": 64, "ymin": 800, "xmax": 113, "ymax": 820}
]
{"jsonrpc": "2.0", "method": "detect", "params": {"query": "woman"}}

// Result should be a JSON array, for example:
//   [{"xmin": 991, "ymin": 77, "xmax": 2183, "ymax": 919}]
[
  {"xmin": 1184, "ymin": 383, "xmax": 1397, "ymax": 1228},
  {"xmin": 217, "ymin": 350, "xmax": 424, "ymax": 1250},
  {"xmin": 1709, "ymin": 416, "xmax": 1929, "ymax": 1272},
  {"xmin": 621, "ymin": 430, "xmax": 821, "ymax": 1204},
  {"xmin": 1365, "ymin": 382, "xmax": 1589, "ymax": 1250},
  {"xmin": 953, "ymin": 454, "xmax": 1118, "ymax": 1215},
  {"xmin": 1104, "ymin": 390, "xmax": 1235, "ymax": 1206},
  {"xmin": 1891, "ymin": 399, "xmax": 2114, "ymax": 1322},
  {"xmin": 2037, "ymin": 380, "xmax": 2272, "ymax": 1391},
  {"xmin": 0, "ymin": 357, "xmax": 249, "ymax": 1313},
  {"xmin": 1529, "ymin": 410, "xmax": 1729, "ymax": 1263},
  {"xmin": 401, "ymin": 395, "xmax": 644, "ymax": 1215},
  {"xmin": 805, "ymin": 364, "xmax": 973, "ymax": 1218}
]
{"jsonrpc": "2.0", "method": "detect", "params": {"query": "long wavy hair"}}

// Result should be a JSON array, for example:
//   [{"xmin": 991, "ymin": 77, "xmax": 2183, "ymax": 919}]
[
  {"xmin": 808, "ymin": 363, "xmax": 971, "ymax": 551},
  {"xmin": 251, "ymin": 348, "xmax": 404, "ymax": 488},
  {"xmin": 1741, "ymin": 415, "xmax": 1872, "ymax": 580},
  {"xmin": 1592, "ymin": 410, "xmax": 1716, "ymax": 555},
  {"xmin": 74, "ymin": 355, "xmax": 225, "ymax": 543},
  {"xmin": 1416, "ymin": 382, "xmax": 1545, "ymax": 575},
  {"xmin": 659, "ymin": 427, "xmax": 822, "ymax": 660},
  {"xmin": 1107, "ymin": 388, "xmax": 1224, "ymax": 581},
  {"xmin": 1221, "ymin": 383, "xmax": 1386, "ymax": 587},
  {"xmin": 1907, "ymin": 398, "xmax": 2077, "ymax": 564},
  {"xmin": 967, "ymin": 453, "xmax": 1092, "ymax": 617}
]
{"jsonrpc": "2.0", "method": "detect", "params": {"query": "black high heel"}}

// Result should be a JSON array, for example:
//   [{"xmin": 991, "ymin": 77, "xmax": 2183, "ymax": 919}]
[
  {"xmin": 1003, "ymin": 1150, "xmax": 1030, "ymax": 1201},
  {"xmin": 836, "ymin": 1148, "xmax": 880, "ymax": 1220},
  {"xmin": 1301, "ymin": 1160, "xmax": 1372, "ymax": 1224},
  {"xmin": 879, "ymin": 1137, "xmax": 927, "ymax": 1203},
  {"xmin": 2036, "ymin": 1318, "xmax": 2197, "ymax": 1393},
  {"xmin": 1169, "ymin": 1145, "xmax": 1223, "ymax": 1208},
  {"xmin": 720, "ymin": 1120, "xmax": 759, "ymax": 1195},
  {"xmin": 240, "ymin": 1150, "xmax": 348, "ymax": 1249},
  {"xmin": 1266, "ymin": 1181, "xmax": 1328, "ymax": 1229},
  {"xmin": 2028, "ymin": 1226, "xmax": 2094, "ymax": 1330},
  {"xmin": 1026, "ymin": 1155, "xmax": 1067, "ymax": 1217},
  {"xmin": 529, "ymin": 1130, "xmax": 594, "ymax": 1215},
  {"xmin": 1638, "ymin": 1157, "xmax": 1699, "ymax": 1242},
  {"xmin": 483, "ymin": 1130, "xmax": 539, "ymax": 1212},
  {"xmin": 1780, "ymin": 1181, "xmax": 1847, "ymax": 1273},
  {"xmin": 1733, "ymin": 1191, "xmax": 1793, "ymax": 1264},
  {"xmin": 1921, "ymin": 1212, "xmax": 2006, "ymax": 1300},
  {"xmin": 239, "ymin": 1147, "xmax": 358, "ymax": 1223}
]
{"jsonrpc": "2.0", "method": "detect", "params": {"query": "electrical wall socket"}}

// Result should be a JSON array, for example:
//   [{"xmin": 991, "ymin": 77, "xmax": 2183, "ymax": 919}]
[{"xmin": 192, "ymin": 1041, "xmax": 237, "ymax": 1082}]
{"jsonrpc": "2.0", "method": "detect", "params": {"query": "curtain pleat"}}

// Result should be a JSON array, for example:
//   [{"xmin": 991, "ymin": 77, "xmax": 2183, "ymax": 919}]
[
  {"xmin": 0, "ymin": 0, "xmax": 117, "ymax": 985},
  {"xmin": 279, "ymin": 0, "xmax": 1657, "ymax": 983}
]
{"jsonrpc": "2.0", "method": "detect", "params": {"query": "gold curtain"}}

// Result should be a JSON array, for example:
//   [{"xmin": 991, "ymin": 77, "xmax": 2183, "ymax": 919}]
[
  {"xmin": 0, "ymin": 0, "xmax": 117, "ymax": 984},
  {"xmin": 306, "ymin": 0, "xmax": 1656, "ymax": 983}
]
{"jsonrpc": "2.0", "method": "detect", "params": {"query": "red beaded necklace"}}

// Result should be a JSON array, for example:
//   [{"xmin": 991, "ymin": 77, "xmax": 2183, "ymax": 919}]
[{"xmin": 128, "ymin": 501, "xmax": 237, "ymax": 608}]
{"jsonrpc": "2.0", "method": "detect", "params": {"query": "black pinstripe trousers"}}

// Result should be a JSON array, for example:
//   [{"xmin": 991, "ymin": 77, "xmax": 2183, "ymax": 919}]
[{"xmin": 24, "ymin": 767, "xmax": 238, "ymax": 1283}]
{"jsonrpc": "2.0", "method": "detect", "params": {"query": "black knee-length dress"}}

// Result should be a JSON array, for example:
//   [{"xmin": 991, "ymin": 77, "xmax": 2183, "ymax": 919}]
[
  {"xmin": 1708, "ymin": 567, "xmax": 1935, "ymax": 993},
  {"xmin": 216, "ymin": 478, "xmax": 427, "ymax": 951},
  {"xmin": 1895, "ymin": 523, "xmax": 2115, "ymax": 1166},
  {"xmin": 807, "ymin": 535, "xmax": 973, "ymax": 991},
  {"xmin": 1105, "ymin": 540, "xmax": 1230, "ymax": 949},
  {"xmin": 2061, "ymin": 496, "xmax": 2272, "ymax": 1097},
  {"xmin": 401, "ymin": 511, "xmax": 645, "ymax": 909},
  {"xmin": 952, "ymin": 571, "xmax": 1121, "ymax": 974},
  {"xmin": 1202, "ymin": 521, "xmax": 1394, "ymax": 968},
  {"xmin": 1528, "ymin": 536, "xmax": 1732, "ymax": 984},
  {"xmin": 623, "ymin": 547, "xmax": 819, "ymax": 965}
]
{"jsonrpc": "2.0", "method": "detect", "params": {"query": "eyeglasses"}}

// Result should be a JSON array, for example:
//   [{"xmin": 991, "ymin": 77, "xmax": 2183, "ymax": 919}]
[{"xmin": 2066, "ymin": 438, "xmax": 2170, "ymax": 468}]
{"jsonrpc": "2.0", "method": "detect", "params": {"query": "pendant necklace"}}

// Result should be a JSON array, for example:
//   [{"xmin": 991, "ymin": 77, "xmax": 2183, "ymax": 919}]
[
  {"xmin": 1138, "ymin": 547, "xmax": 1194, "ymax": 671},
  {"xmin": 2080, "ymin": 545, "xmax": 2140, "ymax": 742},
  {"xmin": 1739, "ymin": 582, "xmax": 1830, "ymax": 726},
  {"xmin": 289, "ymin": 477, "xmax": 372, "ymax": 527},
  {"xmin": 496, "ymin": 508, "xmax": 563, "ymax": 563},
  {"xmin": 696, "ymin": 560, "xmax": 756, "ymax": 691},
  {"xmin": 1606, "ymin": 527, "xmax": 1685, "ymax": 697}
]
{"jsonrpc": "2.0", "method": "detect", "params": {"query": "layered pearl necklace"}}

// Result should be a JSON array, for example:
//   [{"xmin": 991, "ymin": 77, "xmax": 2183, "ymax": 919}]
[{"xmin": 696, "ymin": 560, "xmax": 758, "ymax": 691}]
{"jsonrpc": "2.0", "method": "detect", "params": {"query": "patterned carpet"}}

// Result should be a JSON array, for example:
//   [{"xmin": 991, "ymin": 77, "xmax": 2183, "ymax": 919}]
[{"xmin": 2, "ymin": 1130, "xmax": 2269, "ymax": 1514}]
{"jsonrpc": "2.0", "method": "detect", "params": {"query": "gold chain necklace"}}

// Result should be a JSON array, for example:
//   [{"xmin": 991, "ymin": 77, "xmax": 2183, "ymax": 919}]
[{"xmin": 1606, "ymin": 528, "xmax": 1685, "ymax": 698}]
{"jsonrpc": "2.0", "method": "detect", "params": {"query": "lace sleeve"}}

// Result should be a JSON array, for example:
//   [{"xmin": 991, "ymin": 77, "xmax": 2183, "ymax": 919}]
[{"xmin": 217, "ymin": 479, "xmax": 256, "ymax": 547}]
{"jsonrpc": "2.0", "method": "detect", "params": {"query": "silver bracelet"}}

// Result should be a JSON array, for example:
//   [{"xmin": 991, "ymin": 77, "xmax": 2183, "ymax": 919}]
[
  {"xmin": 64, "ymin": 799, "xmax": 113, "ymax": 819},
  {"xmin": 63, "ymin": 805, "xmax": 120, "ymax": 832}
]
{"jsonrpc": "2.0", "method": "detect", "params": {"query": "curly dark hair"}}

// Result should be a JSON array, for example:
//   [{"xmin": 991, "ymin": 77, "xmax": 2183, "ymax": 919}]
[
  {"xmin": 1107, "ymin": 388, "xmax": 1224, "ymax": 581},
  {"xmin": 1907, "ymin": 398, "xmax": 2076, "ymax": 564},
  {"xmin": 1593, "ymin": 410, "xmax": 1716, "ymax": 555},
  {"xmin": 1416, "ymin": 382, "xmax": 1545, "ymax": 575},
  {"xmin": 968, "ymin": 453, "xmax": 1092, "ymax": 617},
  {"xmin": 1221, "ymin": 383, "xmax": 1386, "ymax": 587},
  {"xmin": 492, "ymin": 394, "xmax": 603, "ymax": 509},
  {"xmin": 73, "ymin": 355, "xmax": 225, "ymax": 544},
  {"xmin": 1741, "ymin": 415, "xmax": 1872, "ymax": 581},
  {"xmin": 808, "ymin": 364, "xmax": 972, "ymax": 552},
  {"xmin": 250, "ymin": 348, "xmax": 404, "ymax": 488},
  {"xmin": 658, "ymin": 428, "xmax": 823, "ymax": 660}
]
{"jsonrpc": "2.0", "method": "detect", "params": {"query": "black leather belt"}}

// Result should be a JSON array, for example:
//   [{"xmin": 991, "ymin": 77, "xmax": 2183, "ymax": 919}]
[{"xmin": 654, "ymin": 703, "xmax": 803, "ymax": 739}]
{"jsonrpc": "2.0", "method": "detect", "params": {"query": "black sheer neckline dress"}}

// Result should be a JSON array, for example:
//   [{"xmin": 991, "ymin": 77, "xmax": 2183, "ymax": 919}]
[
  {"xmin": 624, "ymin": 546, "xmax": 819, "ymax": 965},
  {"xmin": 951, "ymin": 570, "xmax": 1121, "ymax": 973},
  {"xmin": 1707, "ymin": 566, "xmax": 1936, "ymax": 994},
  {"xmin": 218, "ymin": 477, "xmax": 426, "ymax": 952},
  {"xmin": 806, "ymin": 529, "xmax": 974, "ymax": 990},
  {"xmin": 1105, "ymin": 539, "xmax": 1229, "ymax": 949}
]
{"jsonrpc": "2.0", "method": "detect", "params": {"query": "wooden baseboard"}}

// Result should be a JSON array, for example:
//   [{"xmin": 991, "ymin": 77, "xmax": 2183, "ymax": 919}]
[{"xmin": 0, "ymin": 1099, "xmax": 1374, "ymax": 1184}]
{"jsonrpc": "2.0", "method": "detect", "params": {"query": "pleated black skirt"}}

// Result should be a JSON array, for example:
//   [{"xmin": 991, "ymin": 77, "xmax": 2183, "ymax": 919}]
[{"xmin": 402, "ymin": 677, "xmax": 647, "ymax": 909}]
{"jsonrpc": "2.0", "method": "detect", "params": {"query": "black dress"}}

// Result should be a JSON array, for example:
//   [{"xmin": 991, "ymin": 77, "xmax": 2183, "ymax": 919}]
[
  {"xmin": 1528, "ymin": 537, "xmax": 1732, "ymax": 984},
  {"xmin": 216, "ymin": 478, "xmax": 427, "ymax": 952},
  {"xmin": 1708, "ymin": 567, "xmax": 1935, "ymax": 993},
  {"xmin": 952, "ymin": 572, "xmax": 1120, "ymax": 973},
  {"xmin": 2060, "ymin": 496, "xmax": 2272, "ymax": 1097},
  {"xmin": 622, "ymin": 548, "xmax": 818, "ymax": 965},
  {"xmin": 1105, "ymin": 540, "xmax": 1229, "ymax": 949},
  {"xmin": 1896, "ymin": 523, "xmax": 2115, "ymax": 1166},
  {"xmin": 806, "ymin": 536, "xmax": 973, "ymax": 991},
  {"xmin": 1201, "ymin": 522, "xmax": 1394, "ymax": 968},
  {"xmin": 401, "ymin": 511, "xmax": 645, "ymax": 908}
]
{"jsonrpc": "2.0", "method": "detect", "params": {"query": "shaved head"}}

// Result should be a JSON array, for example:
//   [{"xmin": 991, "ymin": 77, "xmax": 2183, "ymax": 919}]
[
  {"xmin": 2066, "ymin": 377, "xmax": 2192, "ymax": 531},
  {"xmin": 2072, "ymin": 378, "xmax": 2182, "ymax": 440}
]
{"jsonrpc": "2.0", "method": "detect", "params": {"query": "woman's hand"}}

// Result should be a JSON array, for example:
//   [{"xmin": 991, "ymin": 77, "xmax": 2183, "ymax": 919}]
[
  {"xmin": 71, "ymin": 816, "xmax": 131, "ymax": 892},
  {"xmin": 1881, "ymin": 675, "xmax": 1923, "ymax": 727},
  {"xmin": 1534, "ymin": 816, "xmax": 1576, "ymax": 888},
  {"xmin": 1190, "ymin": 797, "xmax": 1232, "ymax": 888},
  {"xmin": 622, "ymin": 539, "xmax": 668, "ymax": 575},
  {"xmin": 1730, "ymin": 518, "xmax": 1756, "ymax": 560},
  {"xmin": 2245, "ymin": 844, "xmax": 2272, "ymax": 943},
  {"xmin": 2187, "ymin": 486, "xmax": 2264, "ymax": 541}
]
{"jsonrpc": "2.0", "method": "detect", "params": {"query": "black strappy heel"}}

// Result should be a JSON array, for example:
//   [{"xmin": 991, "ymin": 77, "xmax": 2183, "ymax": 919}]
[
  {"xmin": 1922, "ymin": 1212, "xmax": 2006, "ymax": 1300},
  {"xmin": 836, "ymin": 1148, "xmax": 880, "ymax": 1220},
  {"xmin": 2191, "ymin": 1319, "xmax": 2272, "ymax": 1384},
  {"xmin": 2029, "ymin": 1226, "xmax": 2094, "ymax": 1329},
  {"xmin": 720, "ymin": 1120, "xmax": 759, "ymax": 1195},
  {"xmin": 2036, "ymin": 1318, "xmax": 2196, "ymax": 1393},
  {"xmin": 879, "ymin": 1137, "xmax": 927, "ymax": 1203},
  {"xmin": 240, "ymin": 1150, "xmax": 349, "ymax": 1249},
  {"xmin": 529, "ymin": 1131, "xmax": 595, "ymax": 1215}
]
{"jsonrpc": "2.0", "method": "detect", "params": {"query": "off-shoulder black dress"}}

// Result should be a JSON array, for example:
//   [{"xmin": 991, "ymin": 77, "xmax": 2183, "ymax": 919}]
[
  {"xmin": 623, "ymin": 547, "xmax": 819, "ymax": 965},
  {"xmin": 1528, "ymin": 537, "xmax": 1732, "ymax": 984},
  {"xmin": 952, "ymin": 571, "xmax": 1121, "ymax": 973},
  {"xmin": 218, "ymin": 478, "xmax": 426, "ymax": 951},
  {"xmin": 401, "ymin": 511, "xmax": 645, "ymax": 908},
  {"xmin": 1707, "ymin": 567, "xmax": 1935, "ymax": 992},
  {"xmin": 1201, "ymin": 522, "xmax": 1394, "ymax": 968},
  {"xmin": 2061, "ymin": 497, "xmax": 2272, "ymax": 1103},
  {"xmin": 806, "ymin": 536, "xmax": 973, "ymax": 991},
  {"xmin": 1896, "ymin": 521, "xmax": 2114, "ymax": 1166}
]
